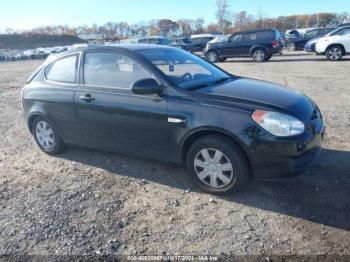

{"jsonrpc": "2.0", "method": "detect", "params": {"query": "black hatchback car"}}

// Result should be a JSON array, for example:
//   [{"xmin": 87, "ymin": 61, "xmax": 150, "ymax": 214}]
[
  {"xmin": 22, "ymin": 45, "xmax": 325, "ymax": 194},
  {"xmin": 205, "ymin": 29, "xmax": 283, "ymax": 63}
]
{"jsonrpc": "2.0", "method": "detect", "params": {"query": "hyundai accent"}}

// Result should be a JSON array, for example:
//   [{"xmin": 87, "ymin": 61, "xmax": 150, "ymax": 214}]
[{"xmin": 22, "ymin": 45, "xmax": 325, "ymax": 194}]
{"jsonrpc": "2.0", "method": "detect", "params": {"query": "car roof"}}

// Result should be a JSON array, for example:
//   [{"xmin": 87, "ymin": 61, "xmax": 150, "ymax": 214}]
[
  {"xmin": 57, "ymin": 44, "xmax": 175, "ymax": 57},
  {"xmin": 234, "ymin": 28, "xmax": 277, "ymax": 34}
]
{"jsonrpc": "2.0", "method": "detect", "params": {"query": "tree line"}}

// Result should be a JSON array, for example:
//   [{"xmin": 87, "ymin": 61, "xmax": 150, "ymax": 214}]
[{"xmin": 1, "ymin": 0, "xmax": 349, "ymax": 39}]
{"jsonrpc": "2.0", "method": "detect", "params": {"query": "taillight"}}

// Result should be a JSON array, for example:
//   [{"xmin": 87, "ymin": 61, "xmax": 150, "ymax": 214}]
[{"xmin": 272, "ymin": 40, "xmax": 278, "ymax": 47}]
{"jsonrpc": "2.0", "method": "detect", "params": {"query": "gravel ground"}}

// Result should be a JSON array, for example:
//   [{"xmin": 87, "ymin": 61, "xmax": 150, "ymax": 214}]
[{"xmin": 0, "ymin": 52, "xmax": 349, "ymax": 259}]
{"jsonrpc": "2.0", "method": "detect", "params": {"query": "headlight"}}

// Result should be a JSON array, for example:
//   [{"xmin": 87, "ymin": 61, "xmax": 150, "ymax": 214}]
[{"xmin": 252, "ymin": 110, "xmax": 305, "ymax": 137}]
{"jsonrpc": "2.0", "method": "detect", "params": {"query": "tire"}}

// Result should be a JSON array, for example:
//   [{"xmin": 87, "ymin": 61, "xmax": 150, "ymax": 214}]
[
  {"xmin": 31, "ymin": 116, "xmax": 66, "ymax": 155},
  {"xmin": 186, "ymin": 135, "xmax": 249, "ymax": 194},
  {"xmin": 326, "ymin": 45, "xmax": 344, "ymax": 61},
  {"xmin": 205, "ymin": 51, "xmax": 219, "ymax": 63},
  {"xmin": 252, "ymin": 48, "xmax": 267, "ymax": 62},
  {"xmin": 287, "ymin": 43, "xmax": 296, "ymax": 52}
]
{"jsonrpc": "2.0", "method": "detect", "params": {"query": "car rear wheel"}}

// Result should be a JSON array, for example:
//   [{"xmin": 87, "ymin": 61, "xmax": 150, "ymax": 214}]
[
  {"xmin": 205, "ymin": 51, "xmax": 219, "ymax": 63},
  {"xmin": 326, "ymin": 46, "xmax": 343, "ymax": 61},
  {"xmin": 252, "ymin": 48, "xmax": 267, "ymax": 62},
  {"xmin": 186, "ymin": 135, "xmax": 249, "ymax": 194},
  {"xmin": 287, "ymin": 43, "xmax": 296, "ymax": 52},
  {"xmin": 32, "ymin": 117, "xmax": 66, "ymax": 155}
]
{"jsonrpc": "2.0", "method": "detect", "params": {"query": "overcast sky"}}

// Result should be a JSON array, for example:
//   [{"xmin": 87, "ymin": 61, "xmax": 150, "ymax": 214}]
[{"xmin": 1, "ymin": 0, "xmax": 349, "ymax": 30}]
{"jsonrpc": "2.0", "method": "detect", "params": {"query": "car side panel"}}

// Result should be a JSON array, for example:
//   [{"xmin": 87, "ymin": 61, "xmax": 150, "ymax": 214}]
[
  {"xmin": 166, "ymin": 94, "xmax": 254, "ymax": 163},
  {"xmin": 22, "ymin": 74, "xmax": 83, "ymax": 145}
]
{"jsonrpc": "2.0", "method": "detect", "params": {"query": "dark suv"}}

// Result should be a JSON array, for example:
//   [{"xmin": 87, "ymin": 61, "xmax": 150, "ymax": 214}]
[{"xmin": 205, "ymin": 29, "xmax": 282, "ymax": 62}]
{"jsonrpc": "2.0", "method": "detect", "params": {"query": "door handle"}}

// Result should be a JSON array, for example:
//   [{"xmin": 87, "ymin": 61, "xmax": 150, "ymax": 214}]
[{"xmin": 80, "ymin": 94, "xmax": 95, "ymax": 102}]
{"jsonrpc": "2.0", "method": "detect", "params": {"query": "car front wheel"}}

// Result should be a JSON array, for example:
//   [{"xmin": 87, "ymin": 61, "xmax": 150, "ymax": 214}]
[
  {"xmin": 32, "ymin": 116, "xmax": 66, "ymax": 155},
  {"xmin": 187, "ymin": 135, "xmax": 249, "ymax": 194},
  {"xmin": 326, "ymin": 46, "xmax": 343, "ymax": 61},
  {"xmin": 205, "ymin": 51, "xmax": 219, "ymax": 63}
]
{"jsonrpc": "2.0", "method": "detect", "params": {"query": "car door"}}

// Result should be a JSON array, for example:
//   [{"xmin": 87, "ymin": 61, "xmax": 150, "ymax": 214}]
[
  {"xmin": 240, "ymin": 32, "xmax": 257, "ymax": 55},
  {"xmin": 300, "ymin": 30, "xmax": 318, "ymax": 48},
  {"xmin": 221, "ymin": 33, "xmax": 243, "ymax": 56},
  {"xmin": 73, "ymin": 50, "xmax": 169, "ymax": 161},
  {"xmin": 42, "ymin": 53, "xmax": 84, "ymax": 145}
]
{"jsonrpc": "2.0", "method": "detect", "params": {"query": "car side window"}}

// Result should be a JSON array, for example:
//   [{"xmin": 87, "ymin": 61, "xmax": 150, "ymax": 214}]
[
  {"xmin": 149, "ymin": 38, "xmax": 160, "ymax": 44},
  {"xmin": 257, "ymin": 31, "xmax": 274, "ymax": 40},
  {"xmin": 45, "ymin": 54, "xmax": 78, "ymax": 84},
  {"xmin": 335, "ymin": 27, "xmax": 350, "ymax": 36},
  {"xmin": 242, "ymin": 33, "xmax": 257, "ymax": 42},
  {"xmin": 230, "ymin": 34, "xmax": 242, "ymax": 43},
  {"xmin": 138, "ymin": 38, "xmax": 148, "ymax": 43},
  {"xmin": 83, "ymin": 52, "xmax": 152, "ymax": 89},
  {"xmin": 306, "ymin": 30, "xmax": 318, "ymax": 37}
]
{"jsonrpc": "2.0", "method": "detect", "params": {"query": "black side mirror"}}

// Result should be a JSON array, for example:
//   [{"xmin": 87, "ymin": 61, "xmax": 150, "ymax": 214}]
[{"xmin": 131, "ymin": 78, "xmax": 162, "ymax": 95}]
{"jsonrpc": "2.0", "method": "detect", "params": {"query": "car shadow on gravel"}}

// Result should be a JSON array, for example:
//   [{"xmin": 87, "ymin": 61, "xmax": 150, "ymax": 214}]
[
  {"xmin": 220, "ymin": 148, "xmax": 350, "ymax": 231},
  {"xmin": 58, "ymin": 147, "xmax": 350, "ymax": 231}
]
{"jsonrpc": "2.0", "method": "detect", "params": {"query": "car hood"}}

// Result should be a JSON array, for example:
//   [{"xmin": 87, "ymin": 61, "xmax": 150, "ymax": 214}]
[
  {"xmin": 306, "ymin": 37, "xmax": 321, "ymax": 44},
  {"xmin": 193, "ymin": 77, "xmax": 315, "ymax": 121},
  {"xmin": 318, "ymin": 35, "xmax": 347, "ymax": 42}
]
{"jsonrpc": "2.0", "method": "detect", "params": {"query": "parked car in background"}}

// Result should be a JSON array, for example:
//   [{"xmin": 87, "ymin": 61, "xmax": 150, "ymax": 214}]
[
  {"xmin": 305, "ymin": 26, "xmax": 350, "ymax": 52},
  {"xmin": 208, "ymin": 35, "xmax": 229, "ymax": 44},
  {"xmin": 286, "ymin": 28, "xmax": 336, "ymax": 51},
  {"xmin": 315, "ymin": 32, "xmax": 350, "ymax": 61},
  {"xmin": 191, "ymin": 34, "xmax": 218, "ymax": 53},
  {"xmin": 205, "ymin": 28, "xmax": 282, "ymax": 63},
  {"xmin": 136, "ymin": 36, "xmax": 192, "ymax": 51},
  {"xmin": 285, "ymin": 29, "xmax": 302, "ymax": 40},
  {"xmin": 22, "ymin": 45, "xmax": 324, "ymax": 194}
]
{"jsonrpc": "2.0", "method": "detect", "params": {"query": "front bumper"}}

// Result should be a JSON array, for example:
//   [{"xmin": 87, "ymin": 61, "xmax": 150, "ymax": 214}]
[
  {"xmin": 304, "ymin": 44, "xmax": 315, "ymax": 53},
  {"xmin": 248, "ymin": 126, "xmax": 325, "ymax": 178}
]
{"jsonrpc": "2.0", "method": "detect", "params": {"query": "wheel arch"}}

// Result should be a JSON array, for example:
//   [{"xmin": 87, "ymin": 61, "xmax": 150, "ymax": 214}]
[
  {"xmin": 205, "ymin": 47, "xmax": 222, "ymax": 56},
  {"xmin": 180, "ymin": 127, "xmax": 252, "ymax": 174},
  {"xmin": 27, "ymin": 110, "xmax": 62, "ymax": 138},
  {"xmin": 326, "ymin": 43, "xmax": 346, "ymax": 54},
  {"xmin": 249, "ymin": 45, "xmax": 269, "ymax": 56}
]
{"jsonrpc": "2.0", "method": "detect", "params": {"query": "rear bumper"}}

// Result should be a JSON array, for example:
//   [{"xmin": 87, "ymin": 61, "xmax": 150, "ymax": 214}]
[
  {"xmin": 248, "ymin": 126, "xmax": 325, "ymax": 178},
  {"xmin": 270, "ymin": 46, "xmax": 283, "ymax": 55}
]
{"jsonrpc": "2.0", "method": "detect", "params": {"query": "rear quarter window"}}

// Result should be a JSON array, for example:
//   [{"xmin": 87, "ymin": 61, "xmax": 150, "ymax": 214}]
[
  {"xmin": 44, "ymin": 54, "xmax": 78, "ymax": 84},
  {"xmin": 242, "ymin": 33, "xmax": 257, "ymax": 41},
  {"xmin": 256, "ymin": 31, "xmax": 274, "ymax": 41}
]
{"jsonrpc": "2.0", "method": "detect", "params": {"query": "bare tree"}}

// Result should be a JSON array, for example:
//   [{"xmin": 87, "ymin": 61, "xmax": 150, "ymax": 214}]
[
  {"xmin": 177, "ymin": 19, "xmax": 194, "ymax": 35},
  {"xmin": 215, "ymin": 0, "xmax": 230, "ymax": 31},
  {"xmin": 194, "ymin": 18, "xmax": 205, "ymax": 33}
]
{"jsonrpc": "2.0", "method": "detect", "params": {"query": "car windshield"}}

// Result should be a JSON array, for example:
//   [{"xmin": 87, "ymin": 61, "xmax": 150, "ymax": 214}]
[{"xmin": 137, "ymin": 48, "xmax": 231, "ymax": 89}]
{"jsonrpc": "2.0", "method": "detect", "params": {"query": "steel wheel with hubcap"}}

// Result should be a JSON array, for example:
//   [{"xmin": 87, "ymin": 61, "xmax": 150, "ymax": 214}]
[
  {"xmin": 35, "ymin": 121, "xmax": 55, "ymax": 151},
  {"xmin": 252, "ymin": 49, "xmax": 266, "ymax": 62},
  {"xmin": 32, "ymin": 117, "xmax": 66, "ymax": 154},
  {"xmin": 194, "ymin": 148, "xmax": 234, "ymax": 189},
  {"xmin": 326, "ymin": 46, "xmax": 343, "ymax": 61},
  {"xmin": 187, "ymin": 135, "xmax": 249, "ymax": 194}
]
